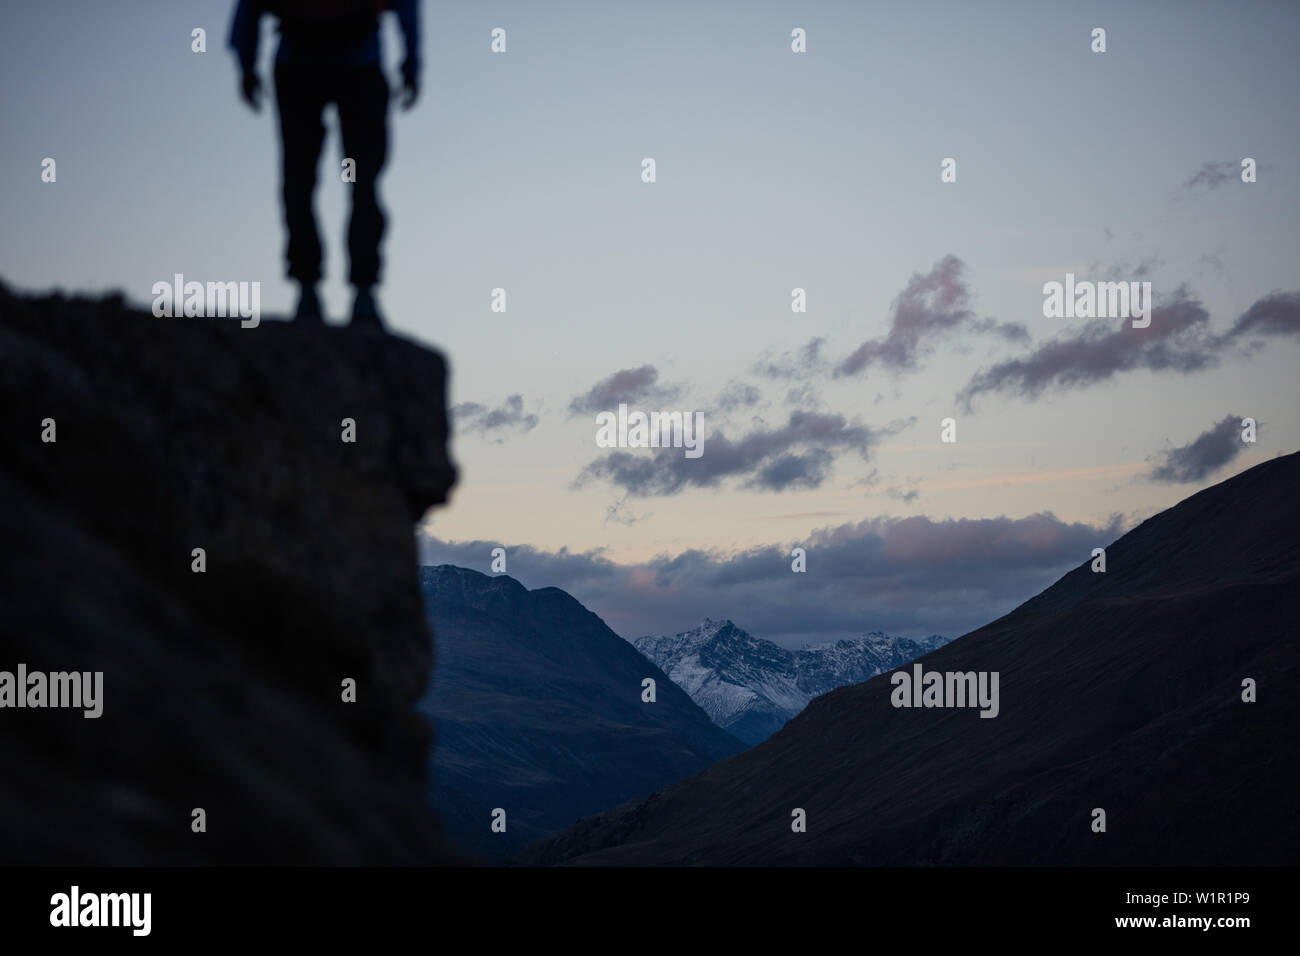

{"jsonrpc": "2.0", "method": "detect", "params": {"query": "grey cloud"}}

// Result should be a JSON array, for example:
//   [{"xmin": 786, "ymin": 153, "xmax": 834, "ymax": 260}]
[
  {"xmin": 1087, "ymin": 255, "xmax": 1164, "ymax": 281},
  {"xmin": 753, "ymin": 338, "xmax": 828, "ymax": 380},
  {"xmin": 1184, "ymin": 161, "xmax": 1238, "ymax": 191},
  {"xmin": 605, "ymin": 495, "xmax": 650, "ymax": 526},
  {"xmin": 1149, "ymin": 414, "xmax": 1248, "ymax": 484},
  {"xmin": 751, "ymin": 448, "xmax": 836, "ymax": 490},
  {"xmin": 714, "ymin": 381, "xmax": 762, "ymax": 411},
  {"xmin": 968, "ymin": 316, "xmax": 1032, "ymax": 344},
  {"xmin": 1130, "ymin": 256, "xmax": 1162, "ymax": 279},
  {"xmin": 419, "ymin": 511, "xmax": 1122, "ymax": 646},
  {"xmin": 756, "ymin": 257, "xmax": 1028, "ymax": 385},
  {"xmin": 958, "ymin": 288, "xmax": 1300, "ymax": 409},
  {"xmin": 783, "ymin": 382, "xmax": 824, "ymax": 408},
  {"xmin": 1197, "ymin": 252, "xmax": 1228, "ymax": 281},
  {"xmin": 957, "ymin": 293, "xmax": 1215, "ymax": 409},
  {"xmin": 1226, "ymin": 291, "xmax": 1300, "ymax": 339},
  {"xmin": 568, "ymin": 364, "xmax": 681, "ymax": 417},
  {"xmin": 837, "ymin": 255, "xmax": 989, "ymax": 376},
  {"xmin": 886, "ymin": 487, "xmax": 920, "ymax": 504},
  {"xmin": 852, "ymin": 467, "xmax": 881, "ymax": 488},
  {"xmin": 575, "ymin": 411, "xmax": 913, "ymax": 497},
  {"xmin": 451, "ymin": 393, "xmax": 538, "ymax": 441}
]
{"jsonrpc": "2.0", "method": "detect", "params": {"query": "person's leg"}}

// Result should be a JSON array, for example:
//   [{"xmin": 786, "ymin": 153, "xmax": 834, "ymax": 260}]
[
  {"xmin": 335, "ymin": 64, "xmax": 390, "ymax": 307},
  {"xmin": 273, "ymin": 61, "xmax": 328, "ymax": 317}
]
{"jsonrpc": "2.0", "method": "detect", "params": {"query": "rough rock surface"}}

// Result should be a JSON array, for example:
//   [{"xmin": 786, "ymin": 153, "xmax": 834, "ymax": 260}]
[{"xmin": 0, "ymin": 282, "xmax": 459, "ymax": 864}]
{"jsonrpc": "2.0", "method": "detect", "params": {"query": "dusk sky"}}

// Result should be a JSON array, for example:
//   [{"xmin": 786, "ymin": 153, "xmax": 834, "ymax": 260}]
[{"xmin": 3, "ymin": 1, "xmax": 1297, "ymax": 645}]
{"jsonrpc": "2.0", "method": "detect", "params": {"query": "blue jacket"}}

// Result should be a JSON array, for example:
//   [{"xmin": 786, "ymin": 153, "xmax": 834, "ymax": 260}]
[{"xmin": 229, "ymin": 0, "xmax": 419, "ymax": 80}]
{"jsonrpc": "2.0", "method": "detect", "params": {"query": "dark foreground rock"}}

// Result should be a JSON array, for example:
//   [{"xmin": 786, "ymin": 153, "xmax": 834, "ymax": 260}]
[{"xmin": 0, "ymin": 282, "xmax": 459, "ymax": 864}]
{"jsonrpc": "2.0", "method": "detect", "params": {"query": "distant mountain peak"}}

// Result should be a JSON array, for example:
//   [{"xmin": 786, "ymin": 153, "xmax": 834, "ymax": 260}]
[
  {"xmin": 690, "ymin": 616, "xmax": 735, "ymax": 634},
  {"xmin": 635, "ymin": 619, "xmax": 949, "ymax": 744}
]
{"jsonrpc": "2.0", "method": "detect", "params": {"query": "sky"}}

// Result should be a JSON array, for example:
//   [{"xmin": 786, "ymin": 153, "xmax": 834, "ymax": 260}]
[{"xmin": 3, "ymin": 1, "xmax": 1298, "ymax": 646}]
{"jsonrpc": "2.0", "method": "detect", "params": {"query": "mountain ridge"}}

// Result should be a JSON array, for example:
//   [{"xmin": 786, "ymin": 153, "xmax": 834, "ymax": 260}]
[
  {"xmin": 417, "ymin": 564, "xmax": 746, "ymax": 862},
  {"xmin": 635, "ymin": 619, "xmax": 948, "ymax": 743},
  {"xmin": 519, "ymin": 451, "xmax": 1300, "ymax": 866}
]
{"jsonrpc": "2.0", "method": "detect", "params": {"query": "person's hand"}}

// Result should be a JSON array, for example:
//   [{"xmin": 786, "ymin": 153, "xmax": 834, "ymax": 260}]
[
  {"xmin": 400, "ymin": 70, "xmax": 419, "ymax": 111},
  {"xmin": 240, "ymin": 69, "xmax": 263, "ymax": 112}
]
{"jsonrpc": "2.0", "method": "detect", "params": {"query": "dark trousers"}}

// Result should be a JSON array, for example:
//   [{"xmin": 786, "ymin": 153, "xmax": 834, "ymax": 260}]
[{"xmin": 273, "ymin": 62, "xmax": 389, "ymax": 287}]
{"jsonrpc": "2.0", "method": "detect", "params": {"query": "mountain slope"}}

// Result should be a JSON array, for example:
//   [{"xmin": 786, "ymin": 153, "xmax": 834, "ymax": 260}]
[
  {"xmin": 635, "ymin": 620, "xmax": 948, "ymax": 743},
  {"xmin": 519, "ymin": 452, "xmax": 1300, "ymax": 866},
  {"xmin": 417, "ymin": 565, "xmax": 745, "ymax": 862}
]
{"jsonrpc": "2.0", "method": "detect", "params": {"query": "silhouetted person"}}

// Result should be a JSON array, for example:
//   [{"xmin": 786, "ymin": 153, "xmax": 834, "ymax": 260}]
[{"xmin": 229, "ymin": 0, "xmax": 420, "ymax": 327}]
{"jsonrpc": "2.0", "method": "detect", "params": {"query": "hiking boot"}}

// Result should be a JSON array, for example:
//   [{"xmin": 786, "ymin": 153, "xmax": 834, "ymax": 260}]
[{"xmin": 351, "ymin": 286, "xmax": 385, "ymax": 329}]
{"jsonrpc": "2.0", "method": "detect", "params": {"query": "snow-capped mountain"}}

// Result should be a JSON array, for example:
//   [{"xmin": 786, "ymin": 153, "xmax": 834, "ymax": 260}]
[{"xmin": 634, "ymin": 619, "xmax": 949, "ymax": 744}]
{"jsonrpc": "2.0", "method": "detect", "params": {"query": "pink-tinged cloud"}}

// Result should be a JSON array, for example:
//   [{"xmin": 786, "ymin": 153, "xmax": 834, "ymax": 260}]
[{"xmin": 419, "ymin": 510, "xmax": 1122, "ymax": 646}]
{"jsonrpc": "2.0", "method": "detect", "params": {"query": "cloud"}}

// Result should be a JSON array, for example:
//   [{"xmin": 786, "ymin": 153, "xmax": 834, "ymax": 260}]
[
  {"xmin": 1226, "ymin": 290, "xmax": 1300, "ymax": 339},
  {"xmin": 1196, "ymin": 251, "xmax": 1228, "ymax": 281},
  {"xmin": 418, "ymin": 511, "xmax": 1123, "ymax": 645},
  {"xmin": 967, "ymin": 316, "xmax": 1032, "ymax": 344},
  {"xmin": 574, "ymin": 411, "xmax": 912, "ymax": 496},
  {"xmin": 957, "ymin": 292, "xmax": 1215, "ymax": 409},
  {"xmin": 783, "ymin": 382, "xmax": 824, "ymax": 408},
  {"xmin": 836, "ymin": 255, "xmax": 1023, "ymax": 376},
  {"xmin": 568, "ymin": 365, "xmax": 681, "ymax": 417},
  {"xmin": 885, "ymin": 487, "xmax": 920, "ymax": 504},
  {"xmin": 1149, "ymin": 414, "xmax": 1248, "ymax": 484},
  {"xmin": 713, "ymin": 381, "xmax": 762, "ymax": 411},
  {"xmin": 451, "ymin": 394, "xmax": 538, "ymax": 441},
  {"xmin": 957, "ymin": 288, "xmax": 1300, "ymax": 409},
  {"xmin": 604, "ymin": 495, "xmax": 650, "ymax": 526},
  {"xmin": 852, "ymin": 467, "xmax": 881, "ymax": 488},
  {"xmin": 1087, "ymin": 255, "xmax": 1164, "ymax": 281},
  {"xmin": 1183, "ymin": 160, "xmax": 1238, "ymax": 191},
  {"xmin": 752, "ymin": 338, "xmax": 828, "ymax": 380}
]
